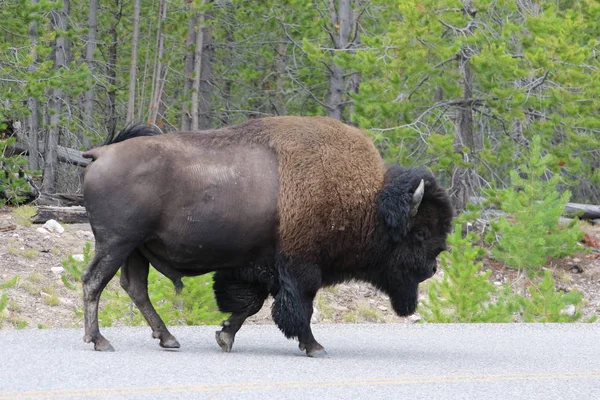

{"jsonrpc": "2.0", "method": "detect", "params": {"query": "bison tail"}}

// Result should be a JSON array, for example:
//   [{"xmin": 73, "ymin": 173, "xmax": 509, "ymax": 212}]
[
  {"xmin": 104, "ymin": 122, "xmax": 161, "ymax": 146},
  {"xmin": 271, "ymin": 259, "xmax": 308, "ymax": 340}
]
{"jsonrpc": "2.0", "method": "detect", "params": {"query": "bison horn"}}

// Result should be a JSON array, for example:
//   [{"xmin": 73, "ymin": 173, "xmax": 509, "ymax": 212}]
[{"xmin": 409, "ymin": 179, "xmax": 425, "ymax": 217}]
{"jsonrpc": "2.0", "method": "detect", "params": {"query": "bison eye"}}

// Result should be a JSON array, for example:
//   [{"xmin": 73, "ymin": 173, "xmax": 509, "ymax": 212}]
[{"xmin": 415, "ymin": 229, "xmax": 427, "ymax": 242}]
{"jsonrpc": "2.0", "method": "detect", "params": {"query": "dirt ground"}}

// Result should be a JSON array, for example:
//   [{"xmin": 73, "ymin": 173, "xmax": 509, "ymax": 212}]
[{"xmin": 1, "ymin": 206, "xmax": 599, "ymax": 330}]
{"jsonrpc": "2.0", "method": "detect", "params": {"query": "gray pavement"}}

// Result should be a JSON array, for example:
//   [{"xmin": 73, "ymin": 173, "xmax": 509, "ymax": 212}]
[{"xmin": 0, "ymin": 323, "xmax": 599, "ymax": 399}]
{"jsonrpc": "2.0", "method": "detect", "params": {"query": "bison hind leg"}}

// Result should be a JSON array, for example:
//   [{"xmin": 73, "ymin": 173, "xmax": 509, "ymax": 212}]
[{"xmin": 120, "ymin": 250, "xmax": 180, "ymax": 349}]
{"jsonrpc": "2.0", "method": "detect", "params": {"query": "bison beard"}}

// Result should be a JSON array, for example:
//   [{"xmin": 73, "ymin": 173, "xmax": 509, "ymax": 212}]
[{"xmin": 80, "ymin": 116, "xmax": 453, "ymax": 357}]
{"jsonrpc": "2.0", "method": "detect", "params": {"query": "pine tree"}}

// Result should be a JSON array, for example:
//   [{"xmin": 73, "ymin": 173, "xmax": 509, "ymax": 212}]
[
  {"xmin": 485, "ymin": 136, "xmax": 584, "ymax": 275},
  {"xmin": 419, "ymin": 223, "xmax": 517, "ymax": 323}
]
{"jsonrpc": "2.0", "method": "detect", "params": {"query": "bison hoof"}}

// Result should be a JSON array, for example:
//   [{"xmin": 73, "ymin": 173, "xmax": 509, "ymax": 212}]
[
  {"xmin": 300, "ymin": 342, "xmax": 327, "ymax": 358},
  {"xmin": 159, "ymin": 337, "xmax": 181, "ymax": 349},
  {"xmin": 94, "ymin": 340, "xmax": 115, "ymax": 352},
  {"xmin": 215, "ymin": 330, "xmax": 234, "ymax": 352}
]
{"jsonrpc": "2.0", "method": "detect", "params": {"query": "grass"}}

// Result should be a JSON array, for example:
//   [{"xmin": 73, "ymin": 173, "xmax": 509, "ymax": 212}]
[
  {"xmin": 9, "ymin": 300, "xmax": 21, "ymax": 312},
  {"xmin": 7, "ymin": 246, "xmax": 38, "ymax": 259},
  {"xmin": 0, "ymin": 275, "xmax": 19, "ymax": 289},
  {"xmin": 315, "ymin": 292, "xmax": 334, "ymax": 321},
  {"xmin": 41, "ymin": 285, "xmax": 56, "ymax": 296},
  {"xmin": 12, "ymin": 205, "xmax": 36, "ymax": 227},
  {"xmin": 554, "ymin": 269, "xmax": 572, "ymax": 285},
  {"xmin": 10, "ymin": 316, "xmax": 28, "ymax": 329},
  {"xmin": 20, "ymin": 282, "xmax": 39, "ymax": 296},
  {"xmin": 22, "ymin": 248, "xmax": 38, "ymax": 259},
  {"xmin": 43, "ymin": 295, "xmax": 60, "ymax": 306},
  {"xmin": 26, "ymin": 273, "xmax": 42, "ymax": 284},
  {"xmin": 356, "ymin": 301, "xmax": 383, "ymax": 322},
  {"xmin": 342, "ymin": 311, "xmax": 358, "ymax": 323}
]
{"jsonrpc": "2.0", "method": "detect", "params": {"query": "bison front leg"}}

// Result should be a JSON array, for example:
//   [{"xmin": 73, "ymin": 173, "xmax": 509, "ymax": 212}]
[
  {"xmin": 213, "ymin": 270, "xmax": 269, "ymax": 353},
  {"xmin": 297, "ymin": 289, "xmax": 327, "ymax": 358},
  {"xmin": 272, "ymin": 258, "xmax": 326, "ymax": 358},
  {"xmin": 120, "ymin": 249, "xmax": 180, "ymax": 349}
]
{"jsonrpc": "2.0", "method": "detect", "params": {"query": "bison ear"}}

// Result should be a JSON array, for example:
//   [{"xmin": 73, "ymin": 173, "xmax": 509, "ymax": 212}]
[{"xmin": 377, "ymin": 177, "xmax": 425, "ymax": 241}]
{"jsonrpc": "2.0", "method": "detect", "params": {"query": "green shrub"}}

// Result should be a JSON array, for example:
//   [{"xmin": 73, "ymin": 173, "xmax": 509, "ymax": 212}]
[
  {"xmin": 0, "ymin": 137, "xmax": 34, "ymax": 206},
  {"xmin": 61, "ymin": 242, "xmax": 92, "ymax": 290},
  {"xmin": 0, "ymin": 275, "xmax": 19, "ymax": 329},
  {"xmin": 0, "ymin": 275, "xmax": 19, "ymax": 289},
  {"xmin": 484, "ymin": 135, "xmax": 584, "ymax": 275},
  {"xmin": 519, "ymin": 270, "xmax": 584, "ymax": 322},
  {"xmin": 419, "ymin": 223, "xmax": 518, "ymax": 323}
]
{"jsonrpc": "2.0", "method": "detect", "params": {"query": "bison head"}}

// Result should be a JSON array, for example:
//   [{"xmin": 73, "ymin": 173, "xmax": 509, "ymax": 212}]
[{"xmin": 373, "ymin": 165, "xmax": 454, "ymax": 316}]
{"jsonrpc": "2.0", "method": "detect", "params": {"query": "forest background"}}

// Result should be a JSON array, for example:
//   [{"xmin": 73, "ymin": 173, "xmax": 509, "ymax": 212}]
[{"xmin": 1, "ymin": 0, "xmax": 600, "ymax": 327}]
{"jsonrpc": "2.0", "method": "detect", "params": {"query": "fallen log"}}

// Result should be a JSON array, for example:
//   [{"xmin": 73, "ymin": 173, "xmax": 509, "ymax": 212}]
[
  {"xmin": 31, "ymin": 206, "xmax": 88, "ymax": 224},
  {"xmin": 6, "ymin": 139, "xmax": 90, "ymax": 167},
  {"xmin": 0, "ymin": 223, "xmax": 17, "ymax": 232},
  {"xmin": 469, "ymin": 197, "xmax": 600, "ymax": 220},
  {"xmin": 563, "ymin": 203, "xmax": 600, "ymax": 220},
  {"xmin": 34, "ymin": 193, "xmax": 85, "ymax": 207}
]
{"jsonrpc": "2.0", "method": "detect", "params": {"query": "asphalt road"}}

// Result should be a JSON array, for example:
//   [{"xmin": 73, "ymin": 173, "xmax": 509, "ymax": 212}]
[{"xmin": 1, "ymin": 323, "xmax": 599, "ymax": 399}]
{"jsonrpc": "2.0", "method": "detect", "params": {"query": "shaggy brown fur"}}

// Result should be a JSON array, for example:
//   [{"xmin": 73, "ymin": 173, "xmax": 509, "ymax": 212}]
[{"xmin": 228, "ymin": 116, "xmax": 385, "ymax": 258}]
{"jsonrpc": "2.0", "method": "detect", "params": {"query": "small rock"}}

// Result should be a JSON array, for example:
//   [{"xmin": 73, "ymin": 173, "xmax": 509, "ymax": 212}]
[
  {"xmin": 408, "ymin": 314, "xmax": 421, "ymax": 323},
  {"xmin": 12, "ymin": 233, "xmax": 19, "ymax": 237},
  {"xmin": 494, "ymin": 281, "xmax": 502, "ymax": 286},
  {"xmin": 51, "ymin": 267, "xmax": 65, "ymax": 274},
  {"xmin": 377, "ymin": 305, "xmax": 388, "ymax": 311},
  {"xmin": 36, "ymin": 227, "xmax": 49, "ymax": 234},
  {"xmin": 60, "ymin": 297, "xmax": 73, "ymax": 305},
  {"xmin": 76, "ymin": 230, "xmax": 94, "ymax": 240},
  {"xmin": 573, "ymin": 258, "xmax": 581, "ymax": 263},
  {"xmin": 42, "ymin": 219, "xmax": 64, "ymax": 234},
  {"xmin": 560, "ymin": 304, "xmax": 576, "ymax": 317},
  {"xmin": 331, "ymin": 304, "xmax": 349, "ymax": 312},
  {"xmin": 71, "ymin": 254, "xmax": 85, "ymax": 262},
  {"xmin": 571, "ymin": 265, "xmax": 583, "ymax": 274}
]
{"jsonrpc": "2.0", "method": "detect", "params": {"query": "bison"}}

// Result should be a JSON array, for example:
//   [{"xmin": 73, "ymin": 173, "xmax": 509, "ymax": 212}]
[{"xmin": 80, "ymin": 116, "xmax": 453, "ymax": 357}]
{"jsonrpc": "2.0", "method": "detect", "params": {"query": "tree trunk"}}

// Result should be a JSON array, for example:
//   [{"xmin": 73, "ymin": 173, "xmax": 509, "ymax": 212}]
[
  {"xmin": 43, "ymin": 0, "xmax": 69, "ymax": 194},
  {"xmin": 220, "ymin": 21, "xmax": 235, "ymax": 126},
  {"xmin": 181, "ymin": 7, "xmax": 197, "ymax": 131},
  {"xmin": 148, "ymin": 0, "xmax": 167, "ymax": 125},
  {"xmin": 347, "ymin": 15, "xmax": 361, "ymax": 121},
  {"xmin": 126, "ymin": 0, "xmax": 141, "ymax": 123},
  {"xmin": 450, "ymin": 1, "xmax": 480, "ymax": 211},
  {"xmin": 26, "ymin": 0, "xmax": 39, "ymax": 171},
  {"xmin": 107, "ymin": 22, "xmax": 118, "ymax": 137},
  {"xmin": 83, "ymin": 0, "xmax": 98, "ymax": 135},
  {"xmin": 191, "ymin": 12, "xmax": 205, "ymax": 131},
  {"xmin": 451, "ymin": 53, "xmax": 475, "ymax": 211},
  {"xmin": 326, "ymin": 0, "xmax": 352, "ymax": 121},
  {"xmin": 274, "ymin": 41, "xmax": 287, "ymax": 116},
  {"xmin": 198, "ymin": 18, "xmax": 213, "ymax": 130}
]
